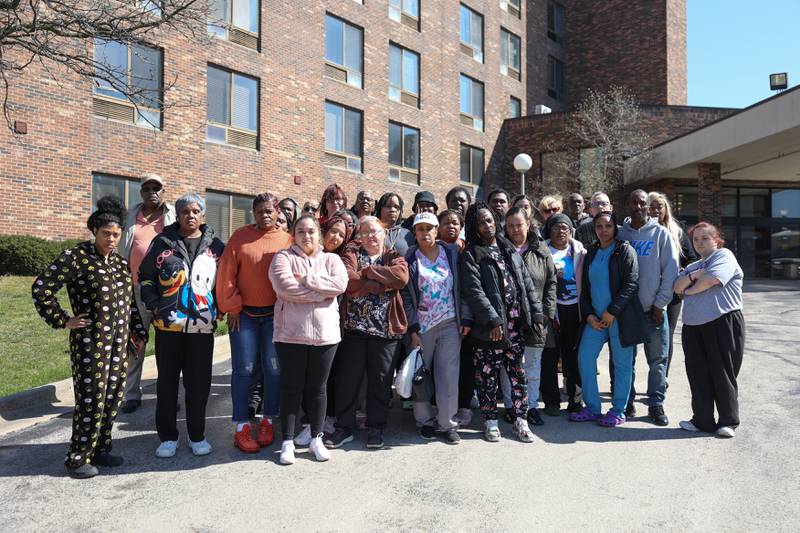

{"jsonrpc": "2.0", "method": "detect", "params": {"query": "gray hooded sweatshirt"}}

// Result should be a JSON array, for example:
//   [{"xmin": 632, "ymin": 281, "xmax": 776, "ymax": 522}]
[{"xmin": 617, "ymin": 217, "xmax": 679, "ymax": 311}]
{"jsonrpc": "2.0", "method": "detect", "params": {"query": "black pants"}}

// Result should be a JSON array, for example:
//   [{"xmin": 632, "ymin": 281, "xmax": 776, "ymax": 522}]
[
  {"xmin": 335, "ymin": 334, "xmax": 399, "ymax": 430},
  {"xmin": 458, "ymin": 336, "xmax": 475, "ymax": 409},
  {"xmin": 540, "ymin": 346, "xmax": 561, "ymax": 408},
  {"xmin": 682, "ymin": 310, "xmax": 744, "ymax": 432},
  {"xmin": 155, "ymin": 330, "xmax": 213, "ymax": 443},
  {"xmin": 558, "ymin": 303, "xmax": 582, "ymax": 405},
  {"xmin": 275, "ymin": 342, "xmax": 337, "ymax": 440},
  {"xmin": 666, "ymin": 298, "xmax": 682, "ymax": 376}
]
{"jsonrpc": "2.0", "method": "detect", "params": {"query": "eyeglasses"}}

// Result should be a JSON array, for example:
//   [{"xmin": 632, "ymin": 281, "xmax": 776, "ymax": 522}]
[
  {"xmin": 543, "ymin": 207, "xmax": 561, "ymax": 214},
  {"xmin": 591, "ymin": 201, "xmax": 610, "ymax": 207},
  {"xmin": 362, "ymin": 229, "xmax": 384, "ymax": 238},
  {"xmin": 142, "ymin": 185, "xmax": 162, "ymax": 193}
]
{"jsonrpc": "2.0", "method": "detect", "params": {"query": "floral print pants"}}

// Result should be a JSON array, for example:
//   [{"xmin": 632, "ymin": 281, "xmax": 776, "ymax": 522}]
[{"xmin": 473, "ymin": 319, "xmax": 528, "ymax": 421}]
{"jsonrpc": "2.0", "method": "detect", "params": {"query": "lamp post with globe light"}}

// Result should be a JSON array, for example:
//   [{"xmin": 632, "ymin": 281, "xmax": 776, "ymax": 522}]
[{"xmin": 513, "ymin": 153, "xmax": 533, "ymax": 196}]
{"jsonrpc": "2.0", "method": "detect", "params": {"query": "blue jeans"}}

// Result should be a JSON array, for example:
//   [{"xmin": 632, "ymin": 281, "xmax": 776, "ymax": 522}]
[
  {"xmin": 631, "ymin": 312, "xmax": 669, "ymax": 406},
  {"xmin": 229, "ymin": 313, "xmax": 281, "ymax": 421},
  {"xmin": 579, "ymin": 322, "xmax": 633, "ymax": 415}
]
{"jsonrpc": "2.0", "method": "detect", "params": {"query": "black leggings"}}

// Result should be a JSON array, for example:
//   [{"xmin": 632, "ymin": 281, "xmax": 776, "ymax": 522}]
[
  {"xmin": 458, "ymin": 337, "xmax": 475, "ymax": 409},
  {"xmin": 155, "ymin": 330, "xmax": 213, "ymax": 443},
  {"xmin": 275, "ymin": 342, "xmax": 337, "ymax": 440}
]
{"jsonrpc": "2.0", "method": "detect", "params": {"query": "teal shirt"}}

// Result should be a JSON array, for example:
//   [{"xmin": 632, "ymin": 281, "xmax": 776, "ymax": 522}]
[{"xmin": 588, "ymin": 244, "xmax": 615, "ymax": 316}]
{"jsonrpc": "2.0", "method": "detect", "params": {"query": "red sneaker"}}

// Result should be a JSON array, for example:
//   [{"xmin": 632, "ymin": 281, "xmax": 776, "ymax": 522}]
[
  {"xmin": 256, "ymin": 418, "xmax": 274, "ymax": 447},
  {"xmin": 234, "ymin": 425, "xmax": 260, "ymax": 453}
]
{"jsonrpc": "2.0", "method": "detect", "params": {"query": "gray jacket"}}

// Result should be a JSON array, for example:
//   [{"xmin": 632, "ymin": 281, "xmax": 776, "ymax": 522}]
[
  {"xmin": 119, "ymin": 202, "xmax": 176, "ymax": 261},
  {"xmin": 617, "ymin": 217, "xmax": 679, "ymax": 311}
]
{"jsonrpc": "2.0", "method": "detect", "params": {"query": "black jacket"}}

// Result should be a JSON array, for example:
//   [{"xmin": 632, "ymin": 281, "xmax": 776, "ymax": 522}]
[
  {"xmin": 460, "ymin": 236, "xmax": 545, "ymax": 348},
  {"xmin": 519, "ymin": 232, "xmax": 557, "ymax": 348},
  {"xmin": 580, "ymin": 239, "xmax": 646, "ymax": 347}
]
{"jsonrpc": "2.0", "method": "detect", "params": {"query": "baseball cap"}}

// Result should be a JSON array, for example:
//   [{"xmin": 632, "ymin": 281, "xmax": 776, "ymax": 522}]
[
  {"xmin": 412, "ymin": 212, "xmax": 439, "ymax": 227},
  {"xmin": 141, "ymin": 172, "xmax": 164, "ymax": 186}
]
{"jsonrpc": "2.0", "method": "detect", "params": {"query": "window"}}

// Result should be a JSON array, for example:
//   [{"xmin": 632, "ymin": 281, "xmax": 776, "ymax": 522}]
[
  {"xmin": 460, "ymin": 144, "xmax": 484, "ymax": 191},
  {"xmin": 324, "ymin": 14, "xmax": 363, "ymax": 89},
  {"xmin": 324, "ymin": 101, "xmax": 363, "ymax": 172},
  {"xmin": 500, "ymin": 28, "xmax": 521, "ymax": 80},
  {"xmin": 500, "ymin": 0, "xmax": 521, "ymax": 18},
  {"xmin": 547, "ymin": 55, "xmax": 564, "ymax": 100},
  {"xmin": 389, "ymin": 0, "xmax": 419, "ymax": 30},
  {"xmin": 92, "ymin": 40, "xmax": 162, "ymax": 129},
  {"xmin": 208, "ymin": 0, "xmax": 260, "ymax": 50},
  {"xmin": 459, "ymin": 74, "xmax": 484, "ymax": 131},
  {"xmin": 508, "ymin": 96, "xmax": 521, "ymax": 118},
  {"xmin": 459, "ymin": 4, "xmax": 483, "ymax": 63},
  {"xmin": 205, "ymin": 191, "xmax": 255, "ymax": 242},
  {"xmin": 92, "ymin": 174, "xmax": 140, "ymax": 209},
  {"xmin": 206, "ymin": 65, "xmax": 259, "ymax": 149},
  {"xmin": 547, "ymin": 1, "xmax": 565, "ymax": 43},
  {"xmin": 388, "ymin": 43, "xmax": 420, "ymax": 107},
  {"xmin": 388, "ymin": 122, "xmax": 420, "ymax": 184},
  {"xmin": 773, "ymin": 189, "xmax": 800, "ymax": 218}
]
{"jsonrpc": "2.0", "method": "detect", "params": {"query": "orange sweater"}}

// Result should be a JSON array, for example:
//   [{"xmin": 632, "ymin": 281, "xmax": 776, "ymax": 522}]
[{"xmin": 216, "ymin": 225, "xmax": 293, "ymax": 314}]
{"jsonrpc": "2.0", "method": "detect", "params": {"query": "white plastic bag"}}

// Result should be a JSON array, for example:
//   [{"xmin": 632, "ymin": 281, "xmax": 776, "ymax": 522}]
[{"xmin": 393, "ymin": 347, "xmax": 421, "ymax": 399}]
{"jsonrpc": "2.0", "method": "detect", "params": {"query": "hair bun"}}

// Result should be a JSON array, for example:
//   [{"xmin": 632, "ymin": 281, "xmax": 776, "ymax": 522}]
[{"xmin": 87, "ymin": 195, "xmax": 126, "ymax": 231}]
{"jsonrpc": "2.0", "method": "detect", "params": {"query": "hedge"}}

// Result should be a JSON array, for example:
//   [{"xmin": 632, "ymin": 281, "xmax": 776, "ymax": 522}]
[{"xmin": 0, "ymin": 236, "xmax": 84, "ymax": 276}]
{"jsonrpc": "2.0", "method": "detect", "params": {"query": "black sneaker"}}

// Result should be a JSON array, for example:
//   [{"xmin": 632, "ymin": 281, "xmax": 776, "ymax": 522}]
[
  {"xmin": 419, "ymin": 425, "xmax": 437, "ymax": 440},
  {"xmin": 526, "ymin": 408, "xmax": 545, "ymax": 426},
  {"xmin": 444, "ymin": 429, "xmax": 461, "ymax": 445},
  {"xmin": 625, "ymin": 402, "xmax": 637, "ymax": 418},
  {"xmin": 543, "ymin": 404, "xmax": 561, "ymax": 417},
  {"xmin": 323, "ymin": 428, "xmax": 353, "ymax": 449},
  {"xmin": 120, "ymin": 399, "xmax": 141, "ymax": 414},
  {"xmin": 366, "ymin": 429, "xmax": 384, "ymax": 449},
  {"xmin": 648, "ymin": 405, "xmax": 669, "ymax": 426},
  {"xmin": 567, "ymin": 402, "xmax": 583, "ymax": 413},
  {"xmin": 93, "ymin": 452, "xmax": 124, "ymax": 467},
  {"xmin": 66, "ymin": 464, "xmax": 98, "ymax": 479}
]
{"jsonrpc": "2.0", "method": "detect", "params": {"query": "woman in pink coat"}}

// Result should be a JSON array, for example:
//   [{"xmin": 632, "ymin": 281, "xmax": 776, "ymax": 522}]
[{"xmin": 268, "ymin": 214, "xmax": 348, "ymax": 465}]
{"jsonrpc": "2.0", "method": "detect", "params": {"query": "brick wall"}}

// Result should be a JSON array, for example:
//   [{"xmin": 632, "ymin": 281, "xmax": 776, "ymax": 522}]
[
  {"xmin": 0, "ymin": 1, "xmax": 526, "ymax": 240},
  {"xmin": 486, "ymin": 104, "xmax": 737, "ymax": 198}
]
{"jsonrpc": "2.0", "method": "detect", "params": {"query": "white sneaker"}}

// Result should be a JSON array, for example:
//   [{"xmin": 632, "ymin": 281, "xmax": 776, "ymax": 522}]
[
  {"xmin": 679, "ymin": 420, "xmax": 701, "ymax": 432},
  {"xmin": 294, "ymin": 424, "xmax": 312, "ymax": 446},
  {"xmin": 155, "ymin": 440, "xmax": 179, "ymax": 458},
  {"xmin": 189, "ymin": 438, "xmax": 212, "ymax": 456},
  {"xmin": 455, "ymin": 408, "xmax": 473, "ymax": 427},
  {"xmin": 323, "ymin": 416, "xmax": 336, "ymax": 435},
  {"xmin": 716, "ymin": 426, "xmax": 735, "ymax": 438},
  {"xmin": 279, "ymin": 440, "xmax": 295, "ymax": 465},
  {"xmin": 484, "ymin": 420, "xmax": 501, "ymax": 442},
  {"xmin": 309, "ymin": 435, "xmax": 331, "ymax": 462},
  {"xmin": 513, "ymin": 418, "xmax": 535, "ymax": 443}
]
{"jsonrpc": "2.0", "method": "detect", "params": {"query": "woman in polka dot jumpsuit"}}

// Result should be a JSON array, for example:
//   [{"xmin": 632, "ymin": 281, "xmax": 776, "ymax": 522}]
[{"xmin": 32, "ymin": 197, "xmax": 147, "ymax": 479}]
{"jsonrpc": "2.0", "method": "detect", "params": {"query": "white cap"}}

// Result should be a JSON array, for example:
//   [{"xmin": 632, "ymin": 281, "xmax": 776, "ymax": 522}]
[{"xmin": 412, "ymin": 212, "xmax": 439, "ymax": 227}]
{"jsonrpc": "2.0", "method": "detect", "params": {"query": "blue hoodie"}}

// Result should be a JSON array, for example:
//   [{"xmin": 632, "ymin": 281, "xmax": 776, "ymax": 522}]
[{"xmin": 617, "ymin": 217, "xmax": 679, "ymax": 311}]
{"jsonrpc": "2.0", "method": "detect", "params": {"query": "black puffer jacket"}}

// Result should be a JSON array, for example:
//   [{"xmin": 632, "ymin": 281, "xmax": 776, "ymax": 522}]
[
  {"xmin": 461, "ymin": 236, "xmax": 545, "ymax": 349},
  {"xmin": 519, "ymin": 232, "xmax": 557, "ymax": 348},
  {"xmin": 579, "ymin": 239, "xmax": 646, "ymax": 347}
]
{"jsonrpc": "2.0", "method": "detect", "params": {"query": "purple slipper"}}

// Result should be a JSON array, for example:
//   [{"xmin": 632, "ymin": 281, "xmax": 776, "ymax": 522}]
[
  {"xmin": 597, "ymin": 411, "xmax": 625, "ymax": 427},
  {"xmin": 568, "ymin": 407, "xmax": 601, "ymax": 422}
]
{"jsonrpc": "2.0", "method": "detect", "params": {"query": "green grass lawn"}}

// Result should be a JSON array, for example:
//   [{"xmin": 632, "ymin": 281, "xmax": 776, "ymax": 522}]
[{"xmin": 0, "ymin": 276, "xmax": 227, "ymax": 398}]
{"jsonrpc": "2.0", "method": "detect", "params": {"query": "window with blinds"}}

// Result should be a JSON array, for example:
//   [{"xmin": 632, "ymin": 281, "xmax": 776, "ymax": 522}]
[
  {"xmin": 206, "ymin": 65, "xmax": 259, "ymax": 149},
  {"xmin": 205, "ymin": 190, "xmax": 255, "ymax": 241},
  {"xmin": 459, "ymin": 4, "xmax": 483, "ymax": 63},
  {"xmin": 92, "ymin": 174, "xmax": 140, "ymax": 209}
]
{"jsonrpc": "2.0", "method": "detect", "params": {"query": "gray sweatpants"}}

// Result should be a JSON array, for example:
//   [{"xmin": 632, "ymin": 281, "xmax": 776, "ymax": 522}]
[
  {"xmin": 124, "ymin": 284, "xmax": 153, "ymax": 401},
  {"xmin": 413, "ymin": 318, "xmax": 461, "ymax": 431}
]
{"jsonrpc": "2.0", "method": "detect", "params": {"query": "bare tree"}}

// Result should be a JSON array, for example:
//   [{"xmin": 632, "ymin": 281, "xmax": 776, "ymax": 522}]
[
  {"xmin": 0, "ymin": 0, "xmax": 208, "ymax": 130},
  {"xmin": 541, "ymin": 86, "xmax": 654, "ymax": 196}
]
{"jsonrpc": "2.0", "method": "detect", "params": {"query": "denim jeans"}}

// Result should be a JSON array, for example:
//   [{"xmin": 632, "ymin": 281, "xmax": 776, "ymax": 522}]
[
  {"xmin": 631, "ymin": 312, "xmax": 669, "ymax": 406},
  {"xmin": 578, "ymin": 322, "xmax": 633, "ymax": 415},
  {"xmin": 229, "ymin": 313, "xmax": 281, "ymax": 421},
  {"xmin": 501, "ymin": 346, "xmax": 543, "ymax": 410}
]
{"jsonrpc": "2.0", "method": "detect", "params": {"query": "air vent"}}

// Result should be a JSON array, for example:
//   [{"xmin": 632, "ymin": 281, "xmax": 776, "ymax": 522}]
[
  {"xmin": 400, "ymin": 91, "xmax": 419, "ymax": 108},
  {"xmin": 227, "ymin": 129, "xmax": 257, "ymax": 150},
  {"xmin": 460, "ymin": 43, "xmax": 474, "ymax": 58},
  {"xmin": 229, "ymin": 28, "xmax": 258, "ymax": 50},
  {"xmin": 93, "ymin": 97, "xmax": 135, "ymax": 123},
  {"xmin": 401, "ymin": 13, "xmax": 418, "ymax": 30},
  {"xmin": 508, "ymin": 67, "xmax": 520, "ymax": 81},
  {"xmin": 400, "ymin": 170, "xmax": 419, "ymax": 184},
  {"xmin": 324, "ymin": 152, "xmax": 348, "ymax": 169},
  {"xmin": 460, "ymin": 114, "xmax": 474, "ymax": 127},
  {"xmin": 509, "ymin": 4, "xmax": 520, "ymax": 17},
  {"xmin": 324, "ymin": 63, "xmax": 348, "ymax": 83}
]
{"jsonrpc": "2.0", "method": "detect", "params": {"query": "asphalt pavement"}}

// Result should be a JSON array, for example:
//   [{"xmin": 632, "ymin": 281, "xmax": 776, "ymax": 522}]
[{"xmin": 1, "ymin": 282, "xmax": 799, "ymax": 532}]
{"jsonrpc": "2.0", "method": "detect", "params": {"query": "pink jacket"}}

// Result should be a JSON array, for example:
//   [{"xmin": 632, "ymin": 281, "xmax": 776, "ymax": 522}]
[{"xmin": 268, "ymin": 244, "xmax": 348, "ymax": 346}]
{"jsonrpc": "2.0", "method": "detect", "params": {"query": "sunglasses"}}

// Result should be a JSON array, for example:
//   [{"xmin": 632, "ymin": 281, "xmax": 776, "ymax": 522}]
[
  {"xmin": 142, "ymin": 185, "xmax": 162, "ymax": 193},
  {"xmin": 543, "ymin": 207, "xmax": 561, "ymax": 214}
]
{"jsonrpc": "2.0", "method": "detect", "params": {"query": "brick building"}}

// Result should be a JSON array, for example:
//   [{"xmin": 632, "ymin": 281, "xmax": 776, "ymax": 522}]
[{"xmin": 1, "ymin": 0, "xmax": 528, "ymax": 240}]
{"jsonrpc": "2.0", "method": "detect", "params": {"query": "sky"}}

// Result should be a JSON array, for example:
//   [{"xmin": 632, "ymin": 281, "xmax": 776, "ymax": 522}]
[{"xmin": 687, "ymin": 0, "xmax": 800, "ymax": 109}]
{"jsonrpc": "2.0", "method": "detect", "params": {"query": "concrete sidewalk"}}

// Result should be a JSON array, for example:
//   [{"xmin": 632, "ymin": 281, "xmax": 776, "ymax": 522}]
[{"xmin": 0, "ymin": 334, "xmax": 232, "ymax": 438}]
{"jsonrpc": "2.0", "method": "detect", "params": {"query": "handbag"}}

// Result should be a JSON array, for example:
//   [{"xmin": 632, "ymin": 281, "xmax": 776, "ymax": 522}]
[
  {"xmin": 393, "ymin": 347, "xmax": 420, "ymax": 399},
  {"xmin": 411, "ymin": 348, "xmax": 434, "ymax": 402}
]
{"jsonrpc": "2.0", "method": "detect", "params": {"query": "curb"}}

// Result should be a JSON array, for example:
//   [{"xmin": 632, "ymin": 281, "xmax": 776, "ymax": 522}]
[{"xmin": 0, "ymin": 334, "xmax": 232, "ymax": 438}]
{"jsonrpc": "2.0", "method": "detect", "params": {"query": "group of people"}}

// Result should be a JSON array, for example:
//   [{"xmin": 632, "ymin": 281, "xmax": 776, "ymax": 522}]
[{"xmin": 32, "ymin": 174, "xmax": 746, "ymax": 479}]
